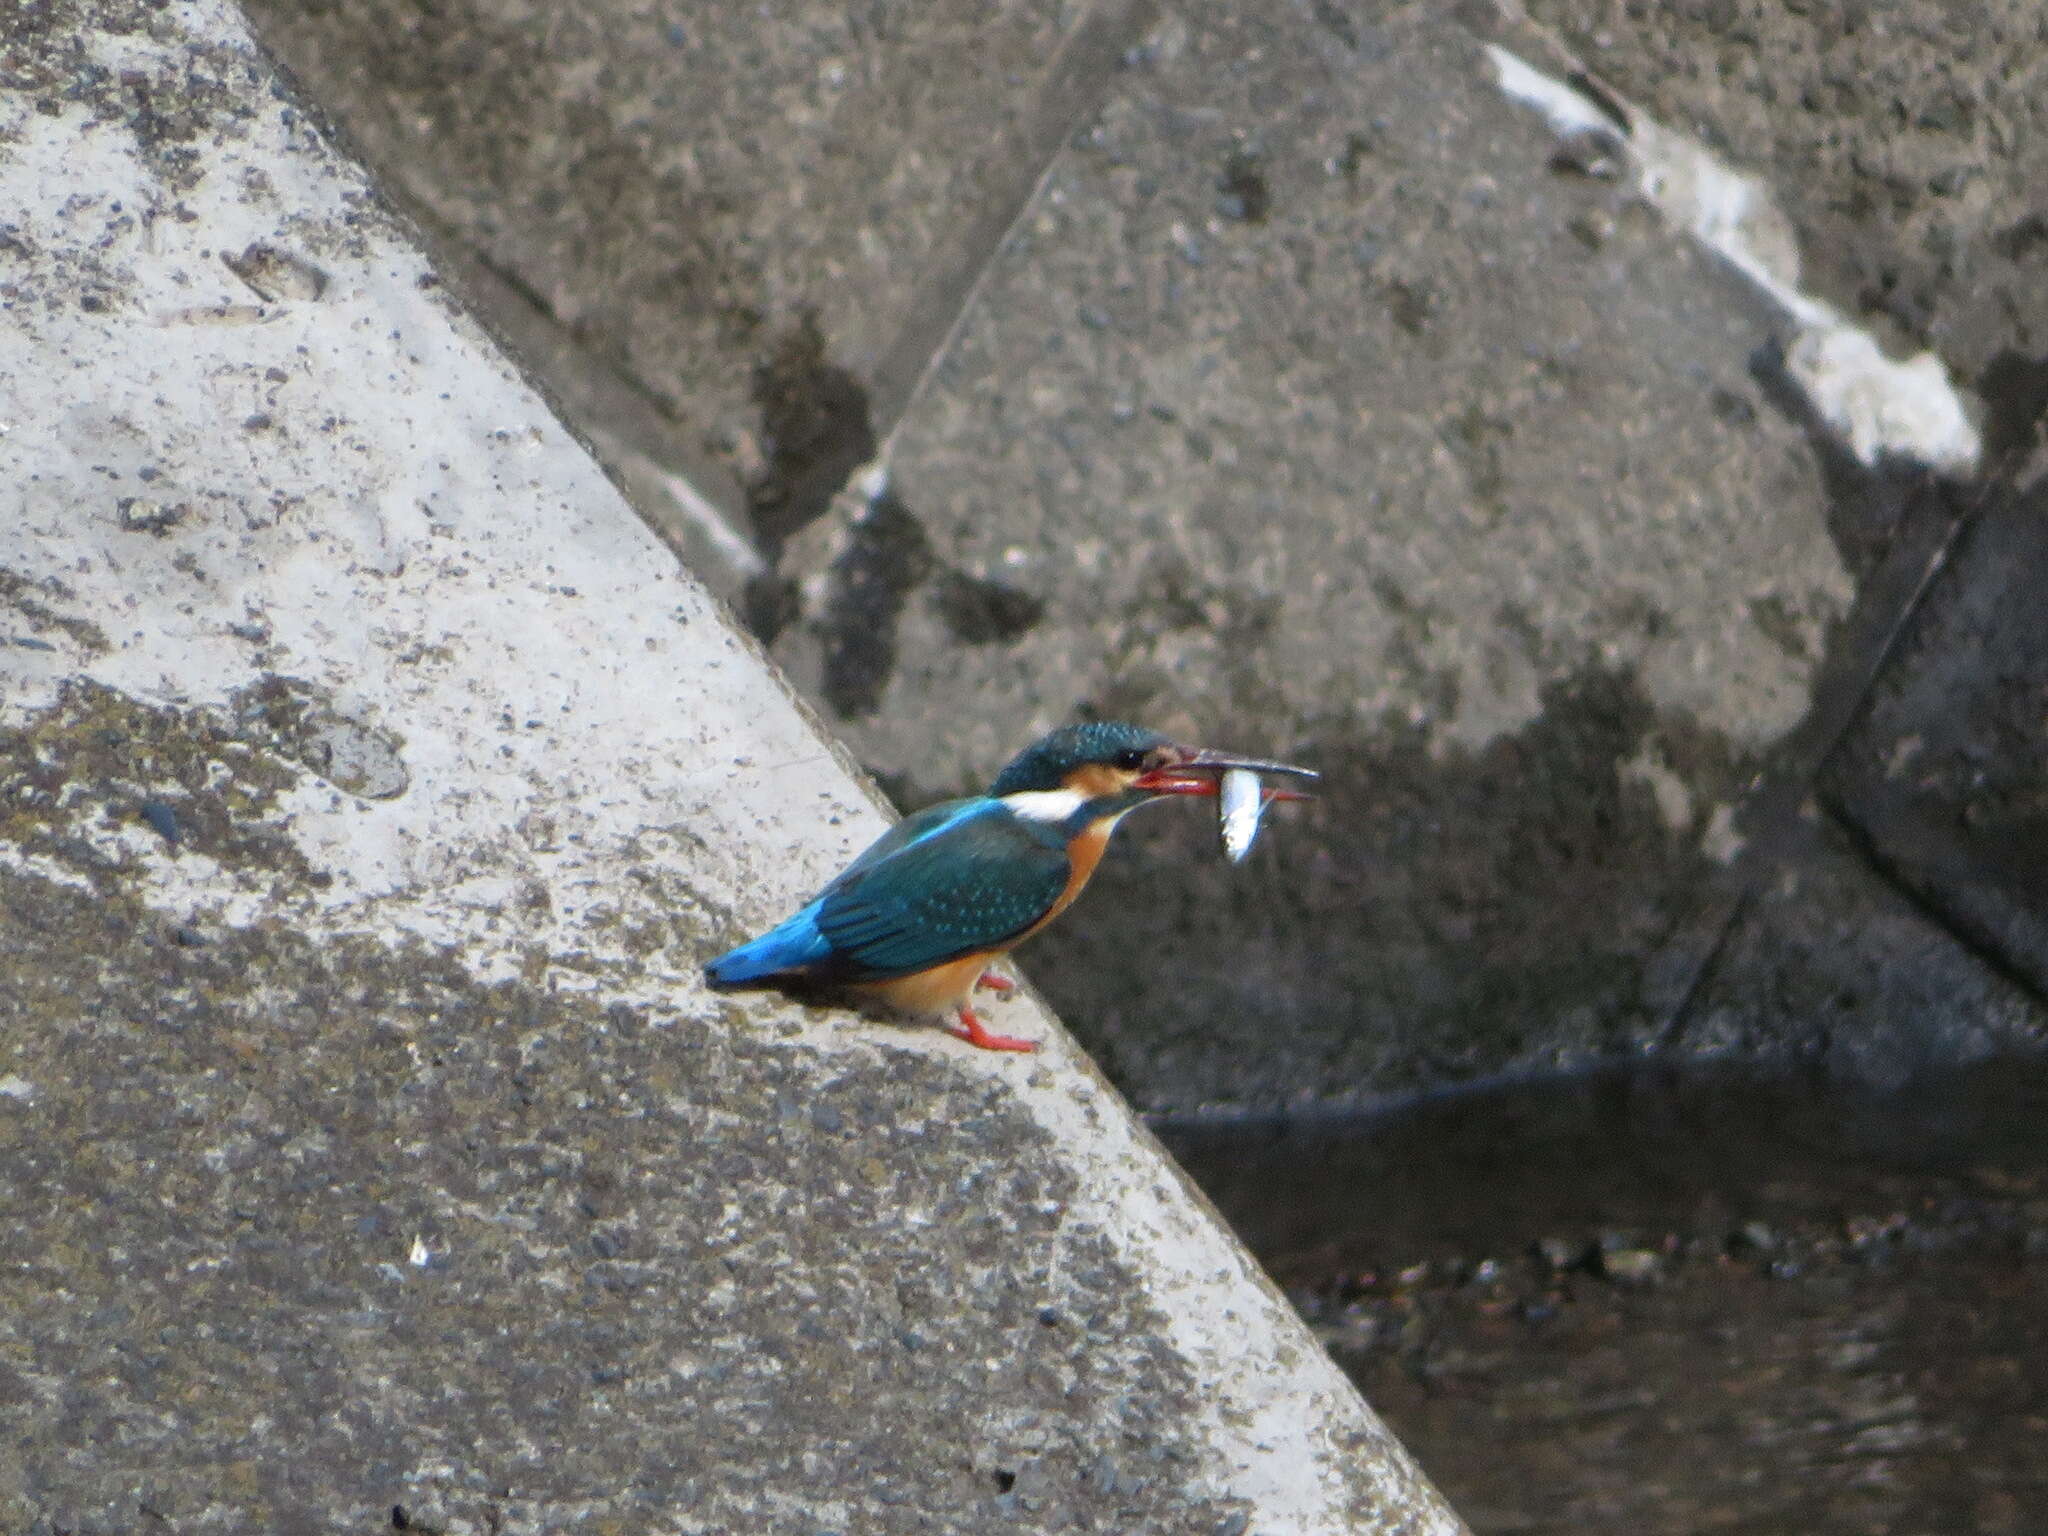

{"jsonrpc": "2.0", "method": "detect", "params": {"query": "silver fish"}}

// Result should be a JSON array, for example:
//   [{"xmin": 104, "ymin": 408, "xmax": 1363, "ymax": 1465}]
[{"xmin": 1219, "ymin": 767, "xmax": 1267, "ymax": 864}]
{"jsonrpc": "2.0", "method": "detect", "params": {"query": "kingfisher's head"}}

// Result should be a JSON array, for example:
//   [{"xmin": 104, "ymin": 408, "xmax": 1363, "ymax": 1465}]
[
  {"xmin": 990, "ymin": 722, "xmax": 1175, "ymax": 798},
  {"xmin": 990, "ymin": 721, "xmax": 1316, "ymax": 831}
]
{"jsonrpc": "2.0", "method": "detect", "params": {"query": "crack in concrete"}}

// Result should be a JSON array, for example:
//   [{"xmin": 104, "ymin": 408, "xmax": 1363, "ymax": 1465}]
[
  {"xmin": 867, "ymin": 0, "xmax": 1166, "ymax": 443},
  {"xmin": 1651, "ymin": 470, "xmax": 1995, "ymax": 1050},
  {"xmin": 1823, "ymin": 791, "xmax": 2048, "ymax": 1014}
]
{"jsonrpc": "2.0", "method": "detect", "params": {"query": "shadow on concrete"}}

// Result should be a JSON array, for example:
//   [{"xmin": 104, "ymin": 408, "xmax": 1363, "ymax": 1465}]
[
  {"xmin": 1822, "ymin": 470, "xmax": 2048, "ymax": 1006},
  {"xmin": 1032, "ymin": 664, "xmax": 1747, "ymax": 1108}
]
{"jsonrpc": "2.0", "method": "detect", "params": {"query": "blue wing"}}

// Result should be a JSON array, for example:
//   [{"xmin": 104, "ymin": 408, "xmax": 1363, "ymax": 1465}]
[
  {"xmin": 813, "ymin": 802, "xmax": 1070, "ymax": 978},
  {"xmin": 705, "ymin": 798, "xmax": 1066, "ymax": 986}
]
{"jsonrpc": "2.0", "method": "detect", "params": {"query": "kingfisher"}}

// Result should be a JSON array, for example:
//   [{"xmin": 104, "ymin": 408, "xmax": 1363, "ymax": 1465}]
[{"xmin": 704, "ymin": 721, "xmax": 1315, "ymax": 1051}]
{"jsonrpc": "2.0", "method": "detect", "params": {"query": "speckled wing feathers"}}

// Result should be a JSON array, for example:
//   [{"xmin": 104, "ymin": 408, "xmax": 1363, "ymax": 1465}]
[{"xmin": 814, "ymin": 803, "xmax": 1070, "ymax": 979}]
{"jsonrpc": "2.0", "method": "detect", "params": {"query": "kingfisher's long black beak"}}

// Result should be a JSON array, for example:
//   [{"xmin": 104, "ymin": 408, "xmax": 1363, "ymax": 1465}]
[{"xmin": 1133, "ymin": 747, "xmax": 1320, "ymax": 798}]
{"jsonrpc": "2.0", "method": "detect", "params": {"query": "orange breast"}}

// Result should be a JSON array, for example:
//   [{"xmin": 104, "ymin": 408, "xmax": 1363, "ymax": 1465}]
[{"xmin": 1026, "ymin": 820, "xmax": 1112, "ymax": 939}]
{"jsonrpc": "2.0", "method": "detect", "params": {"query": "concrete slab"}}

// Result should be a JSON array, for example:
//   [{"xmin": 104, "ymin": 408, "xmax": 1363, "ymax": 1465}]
[
  {"xmin": 0, "ymin": 4, "xmax": 1463, "ymax": 1532},
  {"xmin": 1820, "ymin": 476, "xmax": 2048, "ymax": 1007},
  {"xmin": 1669, "ymin": 816, "xmax": 2047, "ymax": 1088},
  {"xmin": 239, "ymin": 0, "xmax": 1164, "ymax": 547},
  {"xmin": 766, "ymin": 5, "xmax": 1855, "ymax": 1110}
]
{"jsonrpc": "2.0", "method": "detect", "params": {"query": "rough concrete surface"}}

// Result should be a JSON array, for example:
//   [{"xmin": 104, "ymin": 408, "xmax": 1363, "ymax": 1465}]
[
  {"xmin": 1671, "ymin": 814, "xmax": 2047, "ymax": 1088},
  {"xmin": 0, "ymin": 5, "xmax": 1465, "ymax": 1533},
  {"xmin": 1820, "ymin": 474, "xmax": 2048, "ymax": 1006},
  {"xmin": 1519, "ymin": 0, "xmax": 2048, "ymax": 407},
  {"xmin": 232, "ymin": 0, "xmax": 2048, "ymax": 1115},
  {"xmin": 239, "ymin": 0, "xmax": 1165, "ymax": 559}
]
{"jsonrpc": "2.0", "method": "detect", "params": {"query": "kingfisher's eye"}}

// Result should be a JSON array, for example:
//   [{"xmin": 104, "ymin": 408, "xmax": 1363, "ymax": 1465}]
[{"xmin": 1112, "ymin": 749, "xmax": 1150, "ymax": 771}]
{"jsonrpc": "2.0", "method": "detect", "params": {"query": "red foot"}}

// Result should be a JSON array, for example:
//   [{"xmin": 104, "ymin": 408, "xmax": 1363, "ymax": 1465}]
[
  {"xmin": 975, "ymin": 969, "xmax": 1018, "ymax": 996},
  {"xmin": 948, "ymin": 1006, "xmax": 1037, "ymax": 1053}
]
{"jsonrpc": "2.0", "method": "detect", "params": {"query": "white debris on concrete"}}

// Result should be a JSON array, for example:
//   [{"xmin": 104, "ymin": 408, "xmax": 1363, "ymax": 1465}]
[
  {"xmin": 1484, "ymin": 46, "xmax": 1624, "ymax": 145},
  {"xmin": 1780, "ymin": 326, "xmax": 1982, "ymax": 474},
  {"xmin": 0, "ymin": 4, "xmax": 1462, "ymax": 1532},
  {"xmin": 1486, "ymin": 44, "xmax": 1982, "ymax": 475},
  {"xmin": 617, "ymin": 445, "xmax": 769, "ymax": 587}
]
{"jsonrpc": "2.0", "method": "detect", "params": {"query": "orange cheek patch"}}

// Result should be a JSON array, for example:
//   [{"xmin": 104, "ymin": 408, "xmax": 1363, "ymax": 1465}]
[{"xmin": 1065, "ymin": 763, "xmax": 1128, "ymax": 799}]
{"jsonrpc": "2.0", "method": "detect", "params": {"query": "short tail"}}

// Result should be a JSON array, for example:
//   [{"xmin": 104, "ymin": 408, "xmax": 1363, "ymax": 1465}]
[{"xmin": 704, "ymin": 907, "xmax": 833, "ymax": 989}]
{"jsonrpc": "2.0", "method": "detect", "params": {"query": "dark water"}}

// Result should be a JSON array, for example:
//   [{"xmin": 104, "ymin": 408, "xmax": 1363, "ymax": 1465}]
[{"xmin": 1160, "ymin": 1061, "xmax": 2048, "ymax": 1535}]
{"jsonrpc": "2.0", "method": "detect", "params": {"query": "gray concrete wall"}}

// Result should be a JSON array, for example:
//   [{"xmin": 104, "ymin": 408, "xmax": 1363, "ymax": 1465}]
[{"xmin": 0, "ymin": 3, "xmax": 1462, "ymax": 1531}]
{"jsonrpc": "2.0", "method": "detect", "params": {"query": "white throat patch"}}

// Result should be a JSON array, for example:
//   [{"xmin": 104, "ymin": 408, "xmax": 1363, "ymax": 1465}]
[{"xmin": 1000, "ymin": 788, "xmax": 1090, "ymax": 824}]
